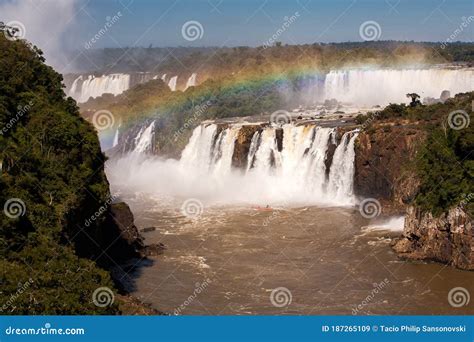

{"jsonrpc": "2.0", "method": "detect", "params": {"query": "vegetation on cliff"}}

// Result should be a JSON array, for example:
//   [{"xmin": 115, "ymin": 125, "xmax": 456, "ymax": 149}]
[
  {"xmin": 0, "ymin": 35, "xmax": 119, "ymax": 314},
  {"xmin": 363, "ymin": 92, "xmax": 474, "ymax": 216}
]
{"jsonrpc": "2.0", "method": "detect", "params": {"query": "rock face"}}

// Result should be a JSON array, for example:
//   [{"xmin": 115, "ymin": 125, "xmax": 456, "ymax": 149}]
[
  {"xmin": 354, "ymin": 122, "xmax": 426, "ymax": 212},
  {"xmin": 232, "ymin": 124, "xmax": 262, "ymax": 168},
  {"xmin": 393, "ymin": 206, "xmax": 474, "ymax": 270},
  {"xmin": 100, "ymin": 202, "xmax": 165, "ymax": 265}
]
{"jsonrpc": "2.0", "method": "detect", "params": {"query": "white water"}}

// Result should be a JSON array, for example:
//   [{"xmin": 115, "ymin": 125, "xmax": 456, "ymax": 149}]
[
  {"xmin": 185, "ymin": 73, "xmax": 197, "ymax": 90},
  {"xmin": 322, "ymin": 69, "xmax": 474, "ymax": 106},
  {"xmin": 133, "ymin": 121, "xmax": 155, "ymax": 153},
  {"xmin": 168, "ymin": 76, "xmax": 178, "ymax": 91},
  {"xmin": 108, "ymin": 123, "xmax": 359, "ymax": 206},
  {"xmin": 112, "ymin": 129, "xmax": 119, "ymax": 148},
  {"xmin": 69, "ymin": 73, "xmax": 131, "ymax": 103},
  {"xmin": 363, "ymin": 216, "xmax": 405, "ymax": 233}
]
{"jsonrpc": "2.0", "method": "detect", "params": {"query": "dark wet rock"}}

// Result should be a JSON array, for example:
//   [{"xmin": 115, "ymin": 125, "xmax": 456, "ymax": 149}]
[
  {"xmin": 231, "ymin": 124, "xmax": 262, "ymax": 168},
  {"xmin": 99, "ymin": 202, "xmax": 165, "ymax": 265},
  {"xmin": 143, "ymin": 243, "xmax": 167, "ymax": 257},
  {"xmin": 275, "ymin": 128, "xmax": 284, "ymax": 152},
  {"xmin": 141, "ymin": 227, "xmax": 157, "ymax": 233},
  {"xmin": 393, "ymin": 206, "xmax": 474, "ymax": 270}
]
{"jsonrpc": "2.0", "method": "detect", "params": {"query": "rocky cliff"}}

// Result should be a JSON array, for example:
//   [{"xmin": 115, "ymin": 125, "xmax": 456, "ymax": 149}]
[
  {"xmin": 354, "ymin": 121, "xmax": 426, "ymax": 213},
  {"xmin": 393, "ymin": 206, "xmax": 474, "ymax": 270}
]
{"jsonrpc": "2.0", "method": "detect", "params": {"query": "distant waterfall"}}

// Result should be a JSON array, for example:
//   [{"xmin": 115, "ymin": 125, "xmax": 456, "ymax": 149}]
[
  {"xmin": 321, "ymin": 68, "xmax": 474, "ymax": 106},
  {"xmin": 133, "ymin": 122, "xmax": 155, "ymax": 153},
  {"xmin": 69, "ymin": 74, "xmax": 131, "ymax": 103},
  {"xmin": 168, "ymin": 76, "xmax": 178, "ymax": 91},
  {"xmin": 179, "ymin": 123, "xmax": 359, "ymax": 205},
  {"xmin": 112, "ymin": 129, "xmax": 119, "ymax": 148},
  {"xmin": 185, "ymin": 73, "xmax": 197, "ymax": 90}
]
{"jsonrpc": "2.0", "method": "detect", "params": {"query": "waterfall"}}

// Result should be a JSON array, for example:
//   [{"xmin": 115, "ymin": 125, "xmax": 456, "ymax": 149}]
[
  {"xmin": 185, "ymin": 73, "xmax": 197, "ymax": 90},
  {"xmin": 112, "ymin": 129, "xmax": 119, "ymax": 147},
  {"xmin": 321, "ymin": 69, "xmax": 474, "ymax": 106},
  {"xmin": 133, "ymin": 121, "xmax": 155, "ymax": 153},
  {"xmin": 168, "ymin": 76, "xmax": 178, "ymax": 91},
  {"xmin": 69, "ymin": 73, "xmax": 131, "ymax": 103},
  {"xmin": 327, "ymin": 131, "xmax": 359, "ymax": 201},
  {"xmin": 180, "ymin": 124, "xmax": 218, "ymax": 171},
  {"xmin": 178, "ymin": 123, "xmax": 358, "ymax": 205},
  {"xmin": 69, "ymin": 75, "xmax": 82, "ymax": 95}
]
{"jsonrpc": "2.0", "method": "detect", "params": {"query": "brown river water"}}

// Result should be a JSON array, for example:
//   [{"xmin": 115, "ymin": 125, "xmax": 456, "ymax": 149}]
[{"xmin": 116, "ymin": 194, "xmax": 474, "ymax": 315}]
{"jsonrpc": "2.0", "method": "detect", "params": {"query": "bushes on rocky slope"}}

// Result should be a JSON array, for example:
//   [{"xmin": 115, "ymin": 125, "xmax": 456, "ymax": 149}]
[
  {"xmin": 0, "ymin": 36, "xmax": 119, "ymax": 314},
  {"xmin": 367, "ymin": 92, "xmax": 474, "ymax": 216}
]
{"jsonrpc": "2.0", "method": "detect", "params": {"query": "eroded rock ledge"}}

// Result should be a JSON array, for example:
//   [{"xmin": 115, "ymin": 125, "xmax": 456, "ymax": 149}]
[{"xmin": 393, "ymin": 206, "xmax": 474, "ymax": 270}]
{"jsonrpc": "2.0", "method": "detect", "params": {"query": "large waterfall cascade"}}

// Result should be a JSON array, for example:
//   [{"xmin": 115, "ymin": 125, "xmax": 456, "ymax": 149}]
[
  {"xmin": 321, "ymin": 68, "xmax": 474, "ymax": 106},
  {"xmin": 70, "ymin": 68, "xmax": 473, "ymax": 105},
  {"xmin": 69, "ymin": 71, "xmax": 195, "ymax": 102},
  {"xmin": 69, "ymin": 74, "xmax": 131, "ymax": 103},
  {"xmin": 179, "ymin": 123, "xmax": 359, "ymax": 205}
]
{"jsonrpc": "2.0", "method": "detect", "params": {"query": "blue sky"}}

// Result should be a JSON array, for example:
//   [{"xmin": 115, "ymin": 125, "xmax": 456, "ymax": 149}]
[{"xmin": 74, "ymin": 0, "xmax": 473, "ymax": 47}]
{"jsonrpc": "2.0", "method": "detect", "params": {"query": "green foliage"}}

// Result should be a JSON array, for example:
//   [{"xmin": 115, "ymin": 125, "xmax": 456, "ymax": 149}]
[
  {"xmin": 0, "ymin": 36, "xmax": 118, "ymax": 314},
  {"xmin": 412, "ymin": 93, "xmax": 474, "ymax": 216}
]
